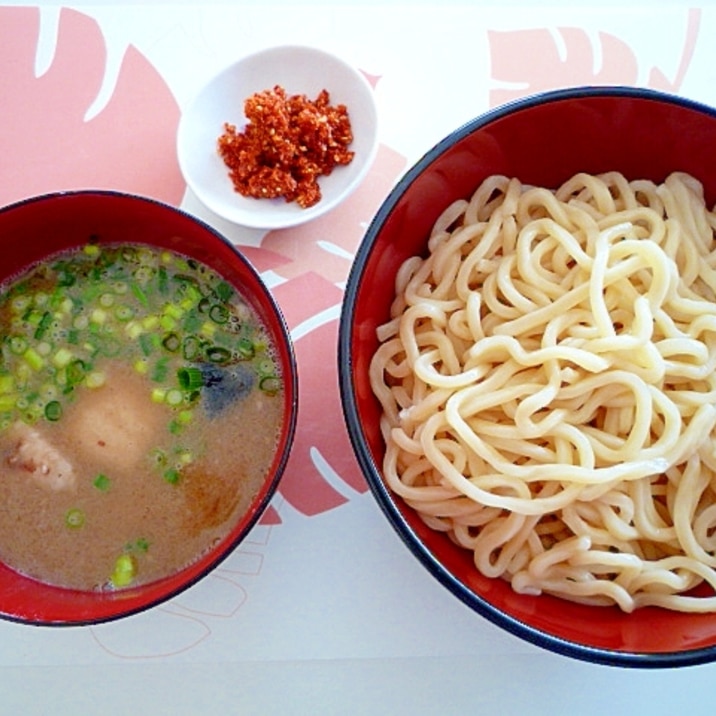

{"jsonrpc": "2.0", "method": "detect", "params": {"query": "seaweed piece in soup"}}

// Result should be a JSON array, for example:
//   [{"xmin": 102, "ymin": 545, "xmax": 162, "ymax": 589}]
[{"xmin": 200, "ymin": 362, "xmax": 255, "ymax": 416}]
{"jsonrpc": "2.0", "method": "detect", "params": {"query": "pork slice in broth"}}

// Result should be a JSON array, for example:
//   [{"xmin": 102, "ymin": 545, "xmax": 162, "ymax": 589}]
[
  {"xmin": 5, "ymin": 422, "xmax": 76, "ymax": 492},
  {"xmin": 62, "ymin": 363, "xmax": 169, "ymax": 473}
]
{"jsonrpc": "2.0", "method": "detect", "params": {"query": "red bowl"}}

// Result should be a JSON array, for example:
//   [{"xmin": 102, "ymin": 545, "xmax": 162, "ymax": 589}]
[
  {"xmin": 339, "ymin": 86, "xmax": 716, "ymax": 667},
  {"xmin": 0, "ymin": 191, "xmax": 298, "ymax": 625}
]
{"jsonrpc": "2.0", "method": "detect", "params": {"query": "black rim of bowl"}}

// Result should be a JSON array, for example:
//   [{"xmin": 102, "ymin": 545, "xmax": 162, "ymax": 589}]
[
  {"xmin": 338, "ymin": 85, "xmax": 716, "ymax": 668},
  {"xmin": 0, "ymin": 189, "xmax": 299, "ymax": 626}
]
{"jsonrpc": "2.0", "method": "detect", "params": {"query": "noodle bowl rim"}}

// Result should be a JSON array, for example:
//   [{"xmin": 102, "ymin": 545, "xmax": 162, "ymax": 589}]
[{"xmin": 339, "ymin": 85, "xmax": 716, "ymax": 668}]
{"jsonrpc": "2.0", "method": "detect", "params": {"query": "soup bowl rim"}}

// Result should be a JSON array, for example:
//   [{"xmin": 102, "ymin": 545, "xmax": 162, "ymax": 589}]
[{"xmin": 0, "ymin": 188, "xmax": 299, "ymax": 625}]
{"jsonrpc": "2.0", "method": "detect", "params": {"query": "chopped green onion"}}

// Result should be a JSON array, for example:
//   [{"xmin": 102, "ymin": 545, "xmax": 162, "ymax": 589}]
[
  {"xmin": 110, "ymin": 553, "xmax": 136, "ymax": 588},
  {"xmin": 23, "ymin": 308, "xmax": 42, "ymax": 326},
  {"xmin": 130, "ymin": 281, "xmax": 148, "ymax": 307},
  {"xmin": 23, "ymin": 347, "xmax": 45, "ymax": 371},
  {"xmin": 125, "ymin": 537, "xmax": 151, "ymax": 554},
  {"xmin": 81, "ymin": 282, "xmax": 104, "ymax": 303},
  {"xmin": 133, "ymin": 266, "xmax": 154, "ymax": 284},
  {"xmin": 179, "ymin": 295, "xmax": 196, "ymax": 312},
  {"xmin": 34, "ymin": 311, "xmax": 52, "ymax": 340},
  {"xmin": 57, "ymin": 296, "xmax": 73, "ymax": 314},
  {"xmin": 85, "ymin": 371, "xmax": 106, "ymax": 388},
  {"xmin": 161, "ymin": 332, "xmax": 180, "ymax": 352},
  {"xmin": 181, "ymin": 312, "xmax": 202, "ymax": 334},
  {"xmin": 57, "ymin": 269, "xmax": 76, "ymax": 287},
  {"xmin": 136, "ymin": 248, "xmax": 155, "ymax": 266},
  {"xmin": 20, "ymin": 407, "xmax": 42, "ymax": 425},
  {"xmin": 53, "ymin": 347, "xmax": 74, "ymax": 368},
  {"xmin": 259, "ymin": 375, "xmax": 281, "ymax": 395},
  {"xmin": 138, "ymin": 332, "xmax": 154, "ymax": 357},
  {"xmin": 175, "ymin": 448, "xmax": 193, "ymax": 465},
  {"xmin": 163, "ymin": 467, "xmax": 180, "ymax": 484},
  {"xmin": 0, "ymin": 394, "xmax": 18, "ymax": 412},
  {"xmin": 163, "ymin": 303, "xmax": 184, "ymax": 321},
  {"xmin": 151, "ymin": 357, "xmax": 169, "ymax": 382},
  {"xmin": 159, "ymin": 314, "xmax": 177, "ymax": 331},
  {"xmin": 8, "ymin": 336, "xmax": 27, "ymax": 355},
  {"xmin": 15, "ymin": 363, "xmax": 30, "ymax": 389},
  {"xmin": 0, "ymin": 374, "xmax": 14, "ymax": 394},
  {"xmin": 40, "ymin": 383, "xmax": 58, "ymax": 401},
  {"xmin": 215, "ymin": 281, "xmax": 234, "ymax": 302},
  {"xmin": 125, "ymin": 320, "xmax": 143, "ymax": 340},
  {"xmin": 150, "ymin": 448, "xmax": 168, "ymax": 467},
  {"xmin": 236, "ymin": 337, "xmax": 255, "ymax": 359},
  {"xmin": 93, "ymin": 473, "xmax": 111, "ymax": 492},
  {"xmin": 90, "ymin": 307, "xmax": 107, "ymax": 325},
  {"xmin": 158, "ymin": 266, "xmax": 169, "ymax": 295},
  {"xmin": 173, "ymin": 273, "xmax": 201, "ymax": 290},
  {"xmin": 15, "ymin": 395, "xmax": 30, "ymax": 410},
  {"xmin": 44, "ymin": 400, "xmax": 62, "ymax": 422},
  {"xmin": 166, "ymin": 389, "xmax": 184, "ymax": 407},
  {"xmin": 177, "ymin": 409, "xmax": 194, "ymax": 425},
  {"xmin": 209, "ymin": 304, "xmax": 229, "ymax": 324},
  {"xmin": 65, "ymin": 508, "xmax": 85, "ymax": 529},
  {"xmin": 139, "ymin": 333, "xmax": 157, "ymax": 356},
  {"xmin": 114, "ymin": 304, "xmax": 134, "ymax": 322},
  {"xmin": 10, "ymin": 295, "xmax": 31, "ymax": 314},
  {"xmin": 177, "ymin": 366, "xmax": 203, "ymax": 391},
  {"xmin": 65, "ymin": 359, "xmax": 87, "ymax": 386},
  {"xmin": 73, "ymin": 314, "xmax": 89, "ymax": 330},
  {"xmin": 142, "ymin": 315, "xmax": 159, "ymax": 331},
  {"xmin": 182, "ymin": 335, "xmax": 202, "ymax": 361},
  {"xmin": 83, "ymin": 340, "xmax": 99, "ymax": 358},
  {"xmin": 206, "ymin": 346, "xmax": 231, "ymax": 364}
]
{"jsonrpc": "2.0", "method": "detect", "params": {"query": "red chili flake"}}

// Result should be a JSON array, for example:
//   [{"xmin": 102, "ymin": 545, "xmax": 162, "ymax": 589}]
[{"xmin": 217, "ymin": 85, "xmax": 355, "ymax": 209}]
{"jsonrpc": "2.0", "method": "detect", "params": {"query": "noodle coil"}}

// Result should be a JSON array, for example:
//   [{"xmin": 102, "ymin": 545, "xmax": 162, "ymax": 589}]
[{"xmin": 369, "ymin": 171, "xmax": 716, "ymax": 613}]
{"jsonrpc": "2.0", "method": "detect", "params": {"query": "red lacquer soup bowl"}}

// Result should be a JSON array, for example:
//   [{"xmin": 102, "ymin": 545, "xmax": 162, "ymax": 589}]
[
  {"xmin": 339, "ymin": 87, "xmax": 716, "ymax": 667},
  {"xmin": 0, "ymin": 191, "xmax": 298, "ymax": 625}
]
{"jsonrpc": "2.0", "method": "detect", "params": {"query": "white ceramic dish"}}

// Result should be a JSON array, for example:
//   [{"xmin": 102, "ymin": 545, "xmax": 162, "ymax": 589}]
[{"xmin": 177, "ymin": 45, "xmax": 379, "ymax": 230}]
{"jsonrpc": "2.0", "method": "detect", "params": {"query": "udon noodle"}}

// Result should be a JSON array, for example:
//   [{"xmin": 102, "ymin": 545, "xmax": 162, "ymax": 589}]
[{"xmin": 370, "ymin": 171, "xmax": 716, "ymax": 613}]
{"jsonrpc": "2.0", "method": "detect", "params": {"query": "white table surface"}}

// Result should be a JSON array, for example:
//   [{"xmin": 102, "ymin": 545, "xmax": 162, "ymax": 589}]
[{"xmin": 2, "ymin": 2, "xmax": 716, "ymax": 714}]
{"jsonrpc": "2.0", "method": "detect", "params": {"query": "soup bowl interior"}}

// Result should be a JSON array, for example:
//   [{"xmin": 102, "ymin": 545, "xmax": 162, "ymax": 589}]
[
  {"xmin": 339, "ymin": 87, "xmax": 716, "ymax": 667},
  {"xmin": 0, "ymin": 191, "xmax": 297, "ymax": 625}
]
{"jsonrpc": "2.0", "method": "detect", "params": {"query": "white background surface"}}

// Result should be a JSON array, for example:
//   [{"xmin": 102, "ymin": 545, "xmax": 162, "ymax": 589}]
[{"xmin": 2, "ymin": 2, "xmax": 716, "ymax": 714}]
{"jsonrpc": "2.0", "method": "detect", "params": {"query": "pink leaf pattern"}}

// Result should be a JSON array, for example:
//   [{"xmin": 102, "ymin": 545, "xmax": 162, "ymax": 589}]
[
  {"xmin": 260, "ymin": 144, "xmax": 405, "ymax": 285},
  {"xmin": 0, "ymin": 7, "xmax": 184, "ymax": 206},
  {"xmin": 250, "ymin": 141, "xmax": 407, "ymax": 518},
  {"xmin": 489, "ymin": 8, "xmax": 701, "ymax": 107},
  {"xmin": 270, "ymin": 274, "xmax": 360, "ymax": 516}
]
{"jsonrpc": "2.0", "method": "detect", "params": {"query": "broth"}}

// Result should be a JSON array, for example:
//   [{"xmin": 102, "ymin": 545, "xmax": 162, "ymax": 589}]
[{"xmin": 0, "ymin": 243, "xmax": 284, "ymax": 591}]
